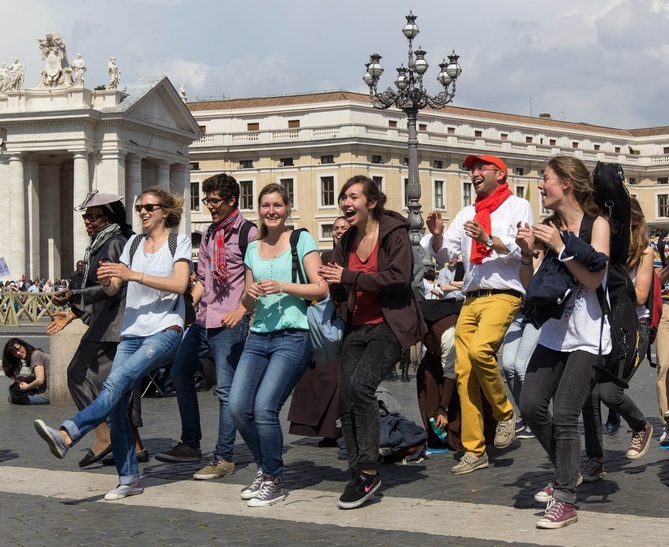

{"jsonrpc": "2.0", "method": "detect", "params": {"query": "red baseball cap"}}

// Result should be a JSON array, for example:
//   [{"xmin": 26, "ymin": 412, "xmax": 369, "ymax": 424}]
[{"xmin": 464, "ymin": 154, "xmax": 508, "ymax": 174}]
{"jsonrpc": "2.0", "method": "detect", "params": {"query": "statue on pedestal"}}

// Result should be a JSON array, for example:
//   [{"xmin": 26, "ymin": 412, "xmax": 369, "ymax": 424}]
[
  {"xmin": 71, "ymin": 53, "xmax": 86, "ymax": 87},
  {"xmin": 0, "ymin": 63, "xmax": 9, "ymax": 94},
  {"xmin": 179, "ymin": 84, "xmax": 187, "ymax": 102},
  {"xmin": 7, "ymin": 59, "xmax": 25, "ymax": 91},
  {"xmin": 107, "ymin": 57, "xmax": 121, "ymax": 90},
  {"xmin": 37, "ymin": 32, "xmax": 71, "ymax": 88}
]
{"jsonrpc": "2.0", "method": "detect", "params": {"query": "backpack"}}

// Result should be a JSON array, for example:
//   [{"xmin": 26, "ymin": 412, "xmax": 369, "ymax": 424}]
[
  {"xmin": 646, "ymin": 270, "xmax": 663, "ymax": 346},
  {"xmin": 290, "ymin": 228, "xmax": 345, "ymax": 363},
  {"xmin": 588, "ymin": 163, "xmax": 639, "ymax": 388}
]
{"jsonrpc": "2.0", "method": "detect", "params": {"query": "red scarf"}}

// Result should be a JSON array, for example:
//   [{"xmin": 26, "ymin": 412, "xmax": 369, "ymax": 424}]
[
  {"xmin": 470, "ymin": 183, "xmax": 512, "ymax": 264},
  {"xmin": 207, "ymin": 209, "xmax": 240, "ymax": 284}
]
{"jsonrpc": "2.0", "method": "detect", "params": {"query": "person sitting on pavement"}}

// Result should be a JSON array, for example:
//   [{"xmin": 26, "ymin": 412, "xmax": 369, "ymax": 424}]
[
  {"xmin": 580, "ymin": 196, "xmax": 655, "ymax": 481},
  {"xmin": 34, "ymin": 187, "xmax": 191, "ymax": 501},
  {"xmin": 421, "ymin": 154, "xmax": 534, "ymax": 475},
  {"xmin": 517, "ymin": 155, "xmax": 611, "ymax": 529},
  {"xmin": 155, "ymin": 173, "xmax": 258, "ymax": 483},
  {"xmin": 3, "ymin": 338, "xmax": 50, "ymax": 405}
]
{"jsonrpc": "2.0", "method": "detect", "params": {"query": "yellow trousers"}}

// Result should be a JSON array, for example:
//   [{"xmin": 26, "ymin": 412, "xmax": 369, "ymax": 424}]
[{"xmin": 454, "ymin": 293, "xmax": 520, "ymax": 456}]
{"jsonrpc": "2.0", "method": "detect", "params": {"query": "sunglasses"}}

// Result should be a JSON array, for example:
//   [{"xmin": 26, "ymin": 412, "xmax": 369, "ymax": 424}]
[
  {"xmin": 82, "ymin": 214, "xmax": 104, "ymax": 222},
  {"xmin": 135, "ymin": 203, "xmax": 163, "ymax": 213}
]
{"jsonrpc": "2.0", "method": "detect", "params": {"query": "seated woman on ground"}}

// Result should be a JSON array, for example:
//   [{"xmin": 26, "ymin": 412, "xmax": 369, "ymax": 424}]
[{"xmin": 2, "ymin": 338, "xmax": 50, "ymax": 405}]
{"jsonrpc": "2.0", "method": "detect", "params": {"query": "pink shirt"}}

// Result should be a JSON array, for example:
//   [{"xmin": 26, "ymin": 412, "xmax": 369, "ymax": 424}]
[{"xmin": 195, "ymin": 213, "xmax": 258, "ymax": 329}]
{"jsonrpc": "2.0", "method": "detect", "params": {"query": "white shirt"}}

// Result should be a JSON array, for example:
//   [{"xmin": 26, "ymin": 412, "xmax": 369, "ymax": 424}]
[
  {"xmin": 421, "ymin": 195, "xmax": 534, "ymax": 295},
  {"xmin": 119, "ymin": 234, "xmax": 192, "ymax": 337}
]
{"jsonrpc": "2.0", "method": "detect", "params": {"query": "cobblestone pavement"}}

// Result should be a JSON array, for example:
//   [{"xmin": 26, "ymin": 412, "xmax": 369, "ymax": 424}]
[{"xmin": 1, "ymin": 338, "xmax": 669, "ymax": 545}]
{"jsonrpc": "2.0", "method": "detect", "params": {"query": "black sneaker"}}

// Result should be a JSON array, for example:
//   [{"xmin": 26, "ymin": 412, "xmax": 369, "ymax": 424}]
[{"xmin": 336, "ymin": 472, "xmax": 381, "ymax": 509}]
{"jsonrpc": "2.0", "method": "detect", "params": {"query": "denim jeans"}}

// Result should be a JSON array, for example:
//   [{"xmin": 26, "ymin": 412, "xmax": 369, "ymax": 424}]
[
  {"xmin": 229, "ymin": 329, "xmax": 312, "ymax": 478},
  {"xmin": 339, "ymin": 323, "xmax": 402, "ymax": 472},
  {"xmin": 61, "ymin": 328, "xmax": 181, "ymax": 485},
  {"xmin": 8, "ymin": 384, "xmax": 49, "ymax": 405},
  {"xmin": 501, "ymin": 314, "xmax": 541, "ymax": 409},
  {"xmin": 520, "ymin": 345, "xmax": 599, "ymax": 504},
  {"xmin": 582, "ymin": 320, "xmax": 650, "ymax": 458},
  {"xmin": 171, "ymin": 318, "xmax": 249, "ymax": 461}
]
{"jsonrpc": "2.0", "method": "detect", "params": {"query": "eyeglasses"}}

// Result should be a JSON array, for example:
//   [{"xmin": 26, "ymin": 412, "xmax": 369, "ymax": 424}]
[
  {"xmin": 135, "ymin": 203, "xmax": 163, "ymax": 213},
  {"xmin": 202, "ymin": 197, "xmax": 225, "ymax": 206},
  {"xmin": 82, "ymin": 213, "xmax": 104, "ymax": 222}
]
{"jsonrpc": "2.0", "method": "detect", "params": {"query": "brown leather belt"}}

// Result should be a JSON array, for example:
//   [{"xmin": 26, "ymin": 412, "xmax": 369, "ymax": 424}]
[{"xmin": 466, "ymin": 289, "xmax": 522, "ymax": 299}]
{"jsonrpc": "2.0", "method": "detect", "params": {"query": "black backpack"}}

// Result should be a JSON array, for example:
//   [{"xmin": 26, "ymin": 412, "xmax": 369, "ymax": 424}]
[{"xmin": 588, "ymin": 163, "xmax": 639, "ymax": 388}]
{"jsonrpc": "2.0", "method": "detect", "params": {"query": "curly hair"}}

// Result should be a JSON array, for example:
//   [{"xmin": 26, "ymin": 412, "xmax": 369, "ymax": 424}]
[
  {"xmin": 201, "ymin": 173, "xmax": 240, "ymax": 205},
  {"xmin": 140, "ymin": 186, "xmax": 184, "ymax": 229}
]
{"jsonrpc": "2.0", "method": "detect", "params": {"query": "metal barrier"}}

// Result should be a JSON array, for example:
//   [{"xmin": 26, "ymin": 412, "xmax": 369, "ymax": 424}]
[{"xmin": 0, "ymin": 292, "xmax": 61, "ymax": 325}]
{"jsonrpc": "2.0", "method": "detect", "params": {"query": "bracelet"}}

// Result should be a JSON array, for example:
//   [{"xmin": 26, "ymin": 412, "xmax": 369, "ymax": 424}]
[
  {"xmin": 521, "ymin": 258, "xmax": 533, "ymax": 266},
  {"xmin": 140, "ymin": 273, "xmax": 144, "ymax": 285},
  {"xmin": 102, "ymin": 281, "xmax": 111, "ymax": 287},
  {"xmin": 438, "ymin": 405, "xmax": 448, "ymax": 413},
  {"xmin": 279, "ymin": 281, "xmax": 284, "ymax": 295},
  {"xmin": 520, "ymin": 250, "xmax": 533, "ymax": 258}
]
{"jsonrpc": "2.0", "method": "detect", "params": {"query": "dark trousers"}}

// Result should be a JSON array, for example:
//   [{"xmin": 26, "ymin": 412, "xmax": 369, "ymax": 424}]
[
  {"xmin": 520, "ymin": 345, "xmax": 599, "ymax": 504},
  {"xmin": 339, "ymin": 323, "xmax": 401, "ymax": 472}
]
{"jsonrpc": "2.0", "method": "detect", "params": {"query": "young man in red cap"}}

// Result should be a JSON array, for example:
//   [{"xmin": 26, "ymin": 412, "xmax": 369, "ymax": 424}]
[{"xmin": 421, "ymin": 154, "xmax": 534, "ymax": 474}]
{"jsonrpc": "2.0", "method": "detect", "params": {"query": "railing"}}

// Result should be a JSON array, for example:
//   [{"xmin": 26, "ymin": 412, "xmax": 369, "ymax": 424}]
[{"xmin": 0, "ymin": 292, "xmax": 61, "ymax": 326}]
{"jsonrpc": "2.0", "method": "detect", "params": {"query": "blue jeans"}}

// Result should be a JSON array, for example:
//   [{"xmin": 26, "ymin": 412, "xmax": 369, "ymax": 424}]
[
  {"xmin": 61, "ymin": 328, "xmax": 181, "ymax": 485},
  {"xmin": 501, "ymin": 314, "xmax": 541, "ymax": 409},
  {"xmin": 171, "ymin": 318, "xmax": 249, "ymax": 461},
  {"xmin": 8, "ymin": 385, "xmax": 49, "ymax": 405},
  {"xmin": 229, "ymin": 329, "xmax": 312, "ymax": 478},
  {"xmin": 520, "ymin": 345, "xmax": 599, "ymax": 504}
]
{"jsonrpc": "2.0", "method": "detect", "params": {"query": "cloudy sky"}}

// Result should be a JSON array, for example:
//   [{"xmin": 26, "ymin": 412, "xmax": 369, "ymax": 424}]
[{"xmin": 2, "ymin": 0, "xmax": 668, "ymax": 129}]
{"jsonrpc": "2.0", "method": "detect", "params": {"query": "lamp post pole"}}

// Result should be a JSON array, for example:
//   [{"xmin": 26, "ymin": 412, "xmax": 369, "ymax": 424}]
[{"xmin": 364, "ymin": 11, "xmax": 462, "ymax": 260}]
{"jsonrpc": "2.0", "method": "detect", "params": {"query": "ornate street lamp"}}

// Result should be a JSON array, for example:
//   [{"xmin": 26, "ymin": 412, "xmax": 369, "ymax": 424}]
[{"xmin": 364, "ymin": 11, "xmax": 462, "ymax": 259}]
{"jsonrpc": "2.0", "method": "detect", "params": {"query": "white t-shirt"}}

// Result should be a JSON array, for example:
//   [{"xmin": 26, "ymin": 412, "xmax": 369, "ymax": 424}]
[{"xmin": 119, "ymin": 234, "xmax": 192, "ymax": 337}]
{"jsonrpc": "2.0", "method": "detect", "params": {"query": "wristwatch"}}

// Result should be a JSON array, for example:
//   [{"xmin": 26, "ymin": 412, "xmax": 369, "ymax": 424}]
[{"xmin": 485, "ymin": 235, "xmax": 494, "ymax": 248}]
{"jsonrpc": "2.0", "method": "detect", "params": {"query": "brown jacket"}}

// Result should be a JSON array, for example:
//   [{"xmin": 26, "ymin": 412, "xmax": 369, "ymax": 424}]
[{"xmin": 330, "ymin": 210, "xmax": 427, "ymax": 348}]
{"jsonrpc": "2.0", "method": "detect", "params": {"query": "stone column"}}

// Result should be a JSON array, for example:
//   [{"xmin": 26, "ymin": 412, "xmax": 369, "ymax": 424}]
[
  {"xmin": 8, "ymin": 154, "xmax": 26, "ymax": 279},
  {"xmin": 72, "ymin": 152, "xmax": 91, "ymax": 262},
  {"xmin": 96, "ymin": 150, "xmax": 127, "ymax": 196},
  {"xmin": 171, "ymin": 162, "xmax": 190, "ymax": 234},
  {"xmin": 25, "ymin": 159, "xmax": 40, "ymax": 279},
  {"xmin": 127, "ymin": 155, "xmax": 143, "ymax": 232},
  {"xmin": 40, "ymin": 162, "xmax": 62, "ymax": 280},
  {"xmin": 155, "ymin": 160, "xmax": 171, "ymax": 191}
]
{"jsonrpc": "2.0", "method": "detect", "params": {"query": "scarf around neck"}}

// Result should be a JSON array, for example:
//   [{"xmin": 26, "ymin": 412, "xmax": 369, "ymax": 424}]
[
  {"xmin": 206, "ymin": 208, "xmax": 240, "ymax": 285},
  {"xmin": 470, "ymin": 183, "xmax": 512, "ymax": 264},
  {"xmin": 82, "ymin": 223, "xmax": 121, "ymax": 288}
]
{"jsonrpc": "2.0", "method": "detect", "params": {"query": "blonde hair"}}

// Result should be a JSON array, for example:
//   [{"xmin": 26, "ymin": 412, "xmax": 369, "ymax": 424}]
[
  {"xmin": 627, "ymin": 197, "xmax": 649, "ymax": 271},
  {"xmin": 257, "ymin": 183, "xmax": 291, "ymax": 239},
  {"xmin": 140, "ymin": 186, "xmax": 183, "ymax": 229}
]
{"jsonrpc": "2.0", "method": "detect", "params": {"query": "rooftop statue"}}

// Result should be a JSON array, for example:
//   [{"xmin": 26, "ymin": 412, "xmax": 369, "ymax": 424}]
[
  {"xmin": 37, "ymin": 32, "xmax": 71, "ymax": 88},
  {"xmin": 71, "ymin": 53, "xmax": 86, "ymax": 87},
  {"xmin": 7, "ymin": 58, "xmax": 25, "ymax": 91},
  {"xmin": 107, "ymin": 57, "xmax": 120, "ymax": 90},
  {"xmin": 179, "ymin": 84, "xmax": 187, "ymax": 102}
]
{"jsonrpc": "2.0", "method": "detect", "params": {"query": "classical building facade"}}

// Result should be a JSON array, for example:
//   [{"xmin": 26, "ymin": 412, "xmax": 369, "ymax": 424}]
[
  {"xmin": 0, "ymin": 76, "xmax": 201, "ymax": 280},
  {"xmin": 186, "ymin": 91, "xmax": 669, "ymax": 254}
]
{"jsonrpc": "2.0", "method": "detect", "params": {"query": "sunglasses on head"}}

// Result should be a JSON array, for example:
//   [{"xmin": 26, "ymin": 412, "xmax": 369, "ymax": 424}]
[{"xmin": 135, "ymin": 203, "xmax": 163, "ymax": 213}]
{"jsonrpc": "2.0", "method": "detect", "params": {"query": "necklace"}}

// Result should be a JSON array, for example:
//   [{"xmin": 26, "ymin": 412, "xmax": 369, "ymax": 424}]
[
  {"xmin": 263, "ymin": 233, "xmax": 286, "ymax": 313},
  {"xmin": 147, "ymin": 232, "xmax": 169, "ymax": 253}
]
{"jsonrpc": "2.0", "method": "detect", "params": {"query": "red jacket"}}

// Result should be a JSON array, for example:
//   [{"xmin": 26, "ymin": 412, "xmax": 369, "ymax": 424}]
[{"xmin": 329, "ymin": 211, "xmax": 427, "ymax": 348}]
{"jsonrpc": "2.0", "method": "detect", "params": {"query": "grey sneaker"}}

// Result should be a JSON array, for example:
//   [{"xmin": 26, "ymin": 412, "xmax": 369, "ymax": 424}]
[
  {"xmin": 582, "ymin": 457, "xmax": 605, "ymax": 482},
  {"xmin": 240, "ymin": 470, "xmax": 265, "ymax": 500},
  {"xmin": 193, "ymin": 458, "xmax": 235, "ymax": 480},
  {"xmin": 154, "ymin": 442, "xmax": 202, "ymax": 463},
  {"xmin": 451, "ymin": 452, "xmax": 489, "ymax": 475},
  {"xmin": 494, "ymin": 410, "xmax": 516, "ymax": 449},
  {"xmin": 627, "ymin": 421, "xmax": 653, "ymax": 459},
  {"xmin": 247, "ymin": 476, "xmax": 286, "ymax": 507},
  {"xmin": 104, "ymin": 483, "xmax": 144, "ymax": 500},
  {"xmin": 34, "ymin": 419, "xmax": 68, "ymax": 459}
]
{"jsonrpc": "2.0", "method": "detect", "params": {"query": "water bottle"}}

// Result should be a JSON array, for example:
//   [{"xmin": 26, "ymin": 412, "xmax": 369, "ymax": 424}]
[{"xmin": 429, "ymin": 417, "xmax": 448, "ymax": 442}]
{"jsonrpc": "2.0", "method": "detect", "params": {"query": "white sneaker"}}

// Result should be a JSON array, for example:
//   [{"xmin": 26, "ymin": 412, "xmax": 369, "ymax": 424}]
[{"xmin": 104, "ymin": 483, "xmax": 143, "ymax": 500}]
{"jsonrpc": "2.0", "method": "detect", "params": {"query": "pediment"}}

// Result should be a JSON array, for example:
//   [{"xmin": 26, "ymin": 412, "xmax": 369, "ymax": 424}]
[{"xmin": 114, "ymin": 76, "xmax": 202, "ymax": 137}]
